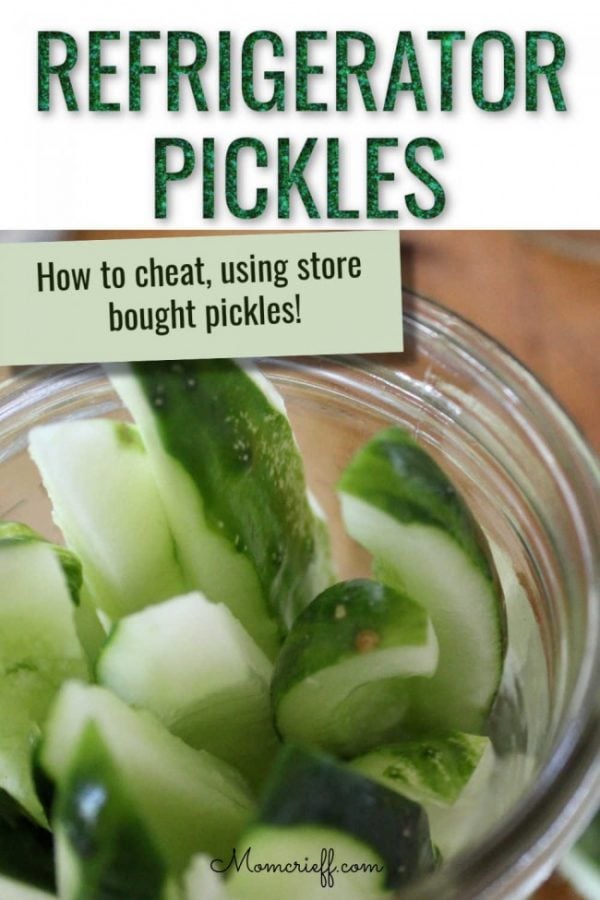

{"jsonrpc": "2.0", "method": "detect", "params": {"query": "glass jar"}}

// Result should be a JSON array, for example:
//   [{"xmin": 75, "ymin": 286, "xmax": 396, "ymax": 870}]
[{"xmin": 1, "ymin": 291, "xmax": 599, "ymax": 899}]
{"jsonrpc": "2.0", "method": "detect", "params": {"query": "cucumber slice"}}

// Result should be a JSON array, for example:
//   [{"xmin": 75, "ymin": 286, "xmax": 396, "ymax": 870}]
[
  {"xmin": 351, "ymin": 732, "xmax": 495, "ymax": 858},
  {"xmin": 97, "ymin": 592, "xmax": 279, "ymax": 788},
  {"xmin": 53, "ymin": 720, "xmax": 175, "ymax": 900},
  {"xmin": 29, "ymin": 419, "xmax": 186, "ymax": 621},
  {"xmin": 39, "ymin": 681, "xmax": 254, "ymax": 872},
  {"xmin": 0, "ymin": 541, "xmax": 88, "ymax": 823},
  {"xmin": 272, "ymin": 579, "xmax": 438, "ymax": 757},
  {"xmin": 338, "ymin": 426, "xmax": 506, "ymax": 733},
  {"xmin": 108, "ymin": 359, "xmax": 333, "ymax": 657},
  {"xmin": 0, "ymin": 521, "xmax": 105, "ymax": 671},
  {"xmin": 0, "ymin": 790, "xmax": 55, "ymax": 895},
  {"xmin": 225, "ymin": 745, "xmax": 436, "ymax": 897}
]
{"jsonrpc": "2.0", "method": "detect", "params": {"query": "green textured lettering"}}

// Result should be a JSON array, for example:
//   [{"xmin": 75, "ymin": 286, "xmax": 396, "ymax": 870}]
[
  {"xmin": 405, "ymin": 138, "xmax": 445, "ymax": 220},
  {"xmin": 296, "ymin": 32, "xmax": 327, "ymax": 111},
  {"xmin": 336, "ymin": 32, "xmax": 376, "ymax": 111},
  {"xmin": 367, "ymin": 138, "xmax": 399, "ymax": 219},
  {"xmin": 167, "ymin": 32, "xmax": 208, "ymax": 112},
  {"xmin": 226, "ymin": 138, "xmax": 268, "ymax": 219},
  {"xmin": 38, "ymin": 31, "xmax": 79, "ymax": 111},
  {"xmin": 154, "ymin": 138, "xmax": 196, "ymax": 219},
  {"xmin": 472, "ymin": 31, "xmax": 515, "ymax": 112},
  {"xmin": 242, "ymin": 32, "xmax": 285, "ymax": 112},
  {"xmin": 526, "ymin": 32, "xmax": 567, "ymax": 111},
  {"xmin": 89, "ymin": 31, "xmax": 120, "ymax": 112},
  {"xmin": 129, "ymin": 31, "xmax": 160, "ymax": 111},
  {"xmin": 384, "ymin": 33, "xmax": 427, "ymax": 112},
  {"xmin": 278, "ymin": 138, "xmax": 320, "ymax": 219},
  {"xmin": 427, "ymin": 31, "xmax": 465, "ymax": 111}
]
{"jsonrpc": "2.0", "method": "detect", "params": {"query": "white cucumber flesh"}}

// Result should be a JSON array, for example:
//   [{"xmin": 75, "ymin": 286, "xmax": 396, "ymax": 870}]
[
  {"xmin": 29, "ymin": 418, "xmax": 186, "ymax": 621},
  {"xmin": 0, "ymin": 542, "xmax": 88, "ymax": 823},
  {"xmin": 338, "ymin": 427, "xmax": 506, "ymax": 733},
  {"xmin": 98, "ymin": 592, "xmax": 279, "ymax": 788}
]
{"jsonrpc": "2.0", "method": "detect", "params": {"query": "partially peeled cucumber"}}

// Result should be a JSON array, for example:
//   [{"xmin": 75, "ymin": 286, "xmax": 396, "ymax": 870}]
[
  {"xmin": 29, "ymin": 419, "xmax": 186, "ymax": 622},
  {"xmin": 39, "ymin": 682, "xmax": 255, "ymax": 873},
  {"xmin": 0, "ymin": 539, "xmax": 88, "ymax": 824},
  {"xmin": 0, "ymin": 521, "xmax": 104, "ymax": 671},
  {"xmin": 338, "ymin": 427, "xmax": 506, "ymax": 733},
  {"xmin": 225, "ymin": 745, "xmax": 436, "ymax": 898},
  {"xmin": 272, "ymin": 579, "xmax": 438, "ymax": 757},
  {"xmin": 351, "ymin": 731, "xmax": 495, "ymax": 858},
  {"xmin": 97, "ymin": 592, "xmax": 279, "ymax": 788},
  {"xmin": 108, "ymin": 359, "xmax": 334, "ymax": 657}
]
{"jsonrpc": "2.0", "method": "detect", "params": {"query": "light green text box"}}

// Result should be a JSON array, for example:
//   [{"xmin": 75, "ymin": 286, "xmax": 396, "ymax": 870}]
[{"xmin": 0, "ymin": 232, "xmax": 402, "ymax": 364}]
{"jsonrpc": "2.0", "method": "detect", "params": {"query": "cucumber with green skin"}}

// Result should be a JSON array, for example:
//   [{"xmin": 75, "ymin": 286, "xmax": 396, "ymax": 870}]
[
  {"xmin": 272, "ymin": 579, "xmax": 438, "ymax": 758},
  {"xmin": 97, "ymin": 592, "xmax": 280, "ymax": 789},
  {"xmin": 29, "ymin": 419, "xmax": 186, "ymax": 622},
  {"xmin": 350, "ymin": 732, "xmax": 494, "ymax": 858},
  {"xmin": 108, "ymin": 359, "xmax": 333, "ymax": 658},
  {"xmin": 338, "ymin": 426, "xmax": 506, "ymax": 733},
  {"xmin": 0, "ymin": 521, "xmax": 105, "ymax": 670},
  {"xmin": 225, "ymin": 745, "xmax": 436, "ymax": 898},
  {"xmin": 0, "ymin": 541, "xmax": 88, "ymax": 824},
  {"xmin": 0, "ymin": 790, "xmax": 55, "ymax": 895},
  {"xmin": 53, "ymin": 721, "xmax": 175, "ymax": 900},
  {"xmin": 39, "ymin": 681, "xmax": 255, "ymax": 873},
  {"xmin": 0, "ymin": 522, "xmax": 82, "ymax": 604}
]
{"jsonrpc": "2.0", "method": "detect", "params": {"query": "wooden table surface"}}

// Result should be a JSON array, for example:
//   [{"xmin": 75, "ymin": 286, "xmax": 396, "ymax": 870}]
[
  {"xmin": 2, "ymin": 229, "xmax": 598, "ymax": 897},
  {"xmin": 401, "ymin": 230, "xmax": 600, "ymax": 451}
]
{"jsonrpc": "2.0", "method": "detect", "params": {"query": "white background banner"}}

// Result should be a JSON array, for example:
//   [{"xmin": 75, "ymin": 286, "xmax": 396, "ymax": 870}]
[{"xmin": 1, "ymin": 0, "xmax": 598, "ymax": 228}]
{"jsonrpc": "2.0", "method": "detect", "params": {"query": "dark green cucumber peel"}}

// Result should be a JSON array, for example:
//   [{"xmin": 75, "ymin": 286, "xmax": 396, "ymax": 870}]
[
  {"xmin": 337, "ymin": 427, "xmax": 494, "ymax": 578},
  {"xmin": 55, "ymin": 721, "xmax": 168, "ymax": 900},
  {"xmin": 350, "ymin": 732, "xmax": 490, "ymax": 806},
  {"xmin": 272, "ymin": 578, "xmax": 432, "ymax": 707},
  {"xmin": 129, "ymin": 359, "xmax": 320, "ymax": 631},
  {"xmin": 0, "ymin": 790, "xmax": 55, "ymax": 893},
  {"xmin": 0, "ymin": 522, "xmax": 82, "ymax": 606},
  {"xmin": 246, "ymin": 745, "xmax": 436, "ymax": 890},
  {"xmin": 338, "ymin": 427, "xmax": 507, "ymax": 733}
]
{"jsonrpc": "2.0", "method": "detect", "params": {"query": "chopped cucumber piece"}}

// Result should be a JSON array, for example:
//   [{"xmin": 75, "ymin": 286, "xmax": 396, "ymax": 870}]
[
  {"xmin": 351, "ymin": 732, "xmax": 495, "ymax": 858},
  {"xmin": 0, "ymin": 541, "xmax": 88, "ymax": 823},
  {"xmin": 0, "ymin": 790, "xmax": 55, "ymax": 895},
  {"xmin": 40, "ymin": 682, "xmax": 254, "ymax": 872},
  {"xmin": 97, "ymin": 592, "xmax": 279, "ymax": 788},
  {"xmin": 272, "ymin": 579, "xmax": 438, "ymax": 757},
  {"xmin": 0, "ymin": 521, "xmax": 105, "ymax": 671},
  {"xmin": 108, "ymin": 359, "xmax": 333, "ymax": 657},
  {"xmin": 29, "ymin": 419, "xmax": 186, "ymax": 621},
  {"xmin": 53, "ymin": 721, "xmax": 175, "ymax": 900},
  {"xmin": 0, "ymin": 522, "xmax": 82, "ymax": 605},
  {"xmin": 226, "ymin": 746, "xmax": 436, "ymax": 898},
  {"xmin": 338, "ymin": 427, "xmax": 506, "ymax": 733}
]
